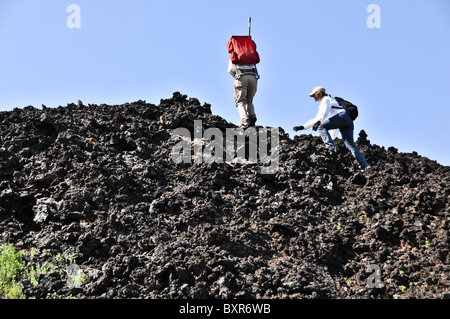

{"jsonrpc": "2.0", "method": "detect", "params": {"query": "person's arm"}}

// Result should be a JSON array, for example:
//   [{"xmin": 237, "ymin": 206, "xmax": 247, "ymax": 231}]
[
  {"xmin": 302, "ymin": 97, "xmax": 332, "ymax": 129},
  {"xmin": 228, "ymin": 60, "xmax": 236, "ymax": 78}
]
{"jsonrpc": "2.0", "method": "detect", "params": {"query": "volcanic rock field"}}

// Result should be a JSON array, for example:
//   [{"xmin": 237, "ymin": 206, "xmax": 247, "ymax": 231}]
[{"xmin": 0, "ymin": 92, "xmax": 449, "ymax": 299}]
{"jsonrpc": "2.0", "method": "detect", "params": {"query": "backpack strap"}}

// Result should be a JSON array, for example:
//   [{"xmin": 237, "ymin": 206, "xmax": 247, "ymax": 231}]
[{"xmin": 329, "ymin": 94, "xmax": 343, "ymax": 109}]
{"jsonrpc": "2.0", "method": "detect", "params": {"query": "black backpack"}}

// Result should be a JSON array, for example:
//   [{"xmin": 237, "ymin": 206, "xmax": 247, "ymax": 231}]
[{"xmin": 332, "ymin": 97, "xmax": 359, "ymax": 121}]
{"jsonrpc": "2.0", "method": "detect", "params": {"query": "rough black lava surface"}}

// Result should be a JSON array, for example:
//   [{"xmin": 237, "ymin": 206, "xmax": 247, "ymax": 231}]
[{"xmin": 0, "ymin": 92, "xmax": 449, "ymax": 299}]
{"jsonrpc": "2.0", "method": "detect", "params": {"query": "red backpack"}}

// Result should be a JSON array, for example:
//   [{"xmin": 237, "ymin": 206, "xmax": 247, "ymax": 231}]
[{"xmin": 227, "ymin": 36, "xmax": 260, "ymax": 65}]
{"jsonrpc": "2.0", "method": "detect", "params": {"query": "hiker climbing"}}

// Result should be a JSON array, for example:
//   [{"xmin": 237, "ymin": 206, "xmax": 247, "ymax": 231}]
[
  {"xmin": 293, "ymin": 86, "xmax": 371, "ymax": 172},
  {"xmin": 227, "ymin": 17, "xmax": 260, "ymax": 129}
]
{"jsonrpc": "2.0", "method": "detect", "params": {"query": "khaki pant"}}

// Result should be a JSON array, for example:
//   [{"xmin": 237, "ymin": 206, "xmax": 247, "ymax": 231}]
[{"xmin": 234, "ymin": 74, "xmax": 257, "ymax": 126}]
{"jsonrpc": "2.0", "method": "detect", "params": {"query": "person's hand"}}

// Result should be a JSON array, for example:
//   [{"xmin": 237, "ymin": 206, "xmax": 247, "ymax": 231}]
[
  {"xmin": 312, "ymin": 121, "xmax": 321, "ymax": 131},
  {"xmin": 293, "ymin": 126, "xmax": 304, "ymax": 132}
]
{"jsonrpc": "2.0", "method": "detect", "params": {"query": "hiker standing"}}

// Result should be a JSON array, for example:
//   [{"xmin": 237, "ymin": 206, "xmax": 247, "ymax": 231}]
[
  {"xmin": 293, "ymin": 86, "xmax": 371, "ymax": 172},
  {"xmin": 227, "ymin": 23, "xmax": 260, "ymax": 129},
  {"xmin": 228, "ymin": 60, "xmax": 258, "ymax": 128}
]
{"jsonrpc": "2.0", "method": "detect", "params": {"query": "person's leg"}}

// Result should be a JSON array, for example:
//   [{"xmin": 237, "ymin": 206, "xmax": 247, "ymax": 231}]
[
  {"xmin": 234, "ymin": 78, "xmax": 249, "ymax": 127},
  {"xmin": 341, "ymin": 128, "xmax": 369, "ymax": 169},
  {"xmin": 247, "ymin": 102, "xmax": 257, "ymax": 126},
  {"xmin": 318, "ymin": 113, "xmax": 344, "ymax": 148},
  {"xmin": 245, "ymin": 76, "xmax": 258, "ymax": 126},
  {"xmin": 337, "ymin": 113, "xmax": 370, "ymax": 169},
  {"xmin": 237, "ymin": 103, "xmax": 249, "ymax": 127}
]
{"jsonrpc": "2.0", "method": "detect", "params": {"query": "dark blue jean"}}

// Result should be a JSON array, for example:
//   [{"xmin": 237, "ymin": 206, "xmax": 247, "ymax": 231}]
[{"xmin": 318, "ymin": 112, "xmax": 369, "ymax": 169}]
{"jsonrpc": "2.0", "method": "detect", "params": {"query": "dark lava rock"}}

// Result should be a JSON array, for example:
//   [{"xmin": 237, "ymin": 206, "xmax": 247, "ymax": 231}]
[{"xmin": 0, "ymin": 92, "xmax": 449, "ymax": 299}]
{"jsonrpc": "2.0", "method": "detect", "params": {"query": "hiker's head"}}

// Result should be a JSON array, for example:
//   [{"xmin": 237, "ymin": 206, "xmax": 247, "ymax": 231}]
[{"xmin": 309, "ymin": 86, "xmax": 328, "ymax": 102}]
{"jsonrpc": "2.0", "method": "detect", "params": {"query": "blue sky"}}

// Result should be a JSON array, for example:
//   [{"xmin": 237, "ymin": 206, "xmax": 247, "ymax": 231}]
[{"xmin": 0, "ymin": 0, "xmax": 449, "ymax": 166}]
